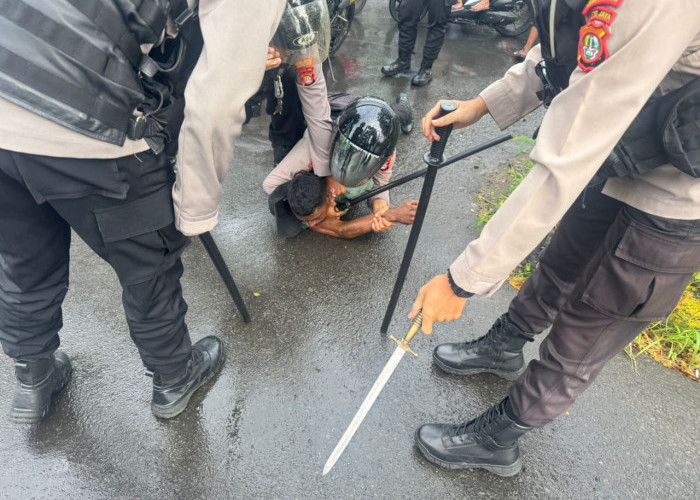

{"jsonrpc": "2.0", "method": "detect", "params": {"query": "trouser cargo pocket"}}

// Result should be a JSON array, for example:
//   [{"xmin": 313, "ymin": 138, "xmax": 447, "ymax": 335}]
[
  {"xmin": 94, "ymin": 185, "xmax": 189, "ymax": 285},
  {"xmin": 581, "ymin": 217, "xmax": 700, "ymax": 322}
]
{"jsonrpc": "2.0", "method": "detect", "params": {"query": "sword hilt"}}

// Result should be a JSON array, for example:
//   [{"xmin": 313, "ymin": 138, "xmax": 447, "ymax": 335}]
[{"xmin": 389, "ymin": 312, "xmax": 423, "ymax": 357}]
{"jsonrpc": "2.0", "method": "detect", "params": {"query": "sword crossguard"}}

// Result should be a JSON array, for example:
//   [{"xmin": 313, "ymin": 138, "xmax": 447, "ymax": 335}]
[{"xmin": 390, "ymin": 312, "xmax": 423, "ymax": 357}]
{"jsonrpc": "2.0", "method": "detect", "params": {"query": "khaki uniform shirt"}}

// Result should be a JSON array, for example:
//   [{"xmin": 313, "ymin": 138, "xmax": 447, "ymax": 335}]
[
  {"xmin": 449, "ymin": 0, "xmax": 700, "ymax": 296},
  {"xmin": 0, "ymin": 0, "xmax": 287, "ymax": 236}
]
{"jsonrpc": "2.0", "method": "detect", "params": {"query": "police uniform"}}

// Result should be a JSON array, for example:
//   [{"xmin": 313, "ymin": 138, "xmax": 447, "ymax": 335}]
[
  {"xmin": 262, "ymin": 62, "xmax": 393, "ymax": 207},
  {"xmin": 265, "ymin": 66, "xmax": 306, "ymax": 163},
  {"xmin": 395, "ymin": 0, "xmax": 455, "ymax": 75},
  {"xmin": 0, "ymin": 0, "xmax": 286, "ymax": 379},
  {"xmin": 447, "ymin": 0, "xmax": 700, "ymax": 425},
  {"xmin": 413, "ymin": 0, "xmax": 700, "ymax": 476}
]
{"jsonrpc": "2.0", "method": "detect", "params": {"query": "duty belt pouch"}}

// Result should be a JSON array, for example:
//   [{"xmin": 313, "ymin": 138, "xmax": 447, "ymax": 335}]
[
  {"xmin": 94, "ymin": 184, "xmax": 188, "ymax": 285},
  {"xmin": 128, "ymin": 3, "xmax": 203, "ymax": 155},
  {"xmin": 598, "ymin": 78, "xmax": 700, "ymax": 181},
  {"xmin": 601, "ymin": 98, "xmax": 667, "ymax": 179},
  {"xmin": 657, "ymin": 78, "xmax": 700, "ymax": 178}
]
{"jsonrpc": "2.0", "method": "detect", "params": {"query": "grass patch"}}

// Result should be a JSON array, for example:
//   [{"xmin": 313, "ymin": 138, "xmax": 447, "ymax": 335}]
[
  {"xmin": 475, "ymin": 138, "xmax": 699, "ymax": 381},
  {"xmin": 474, "ymin": 137, "xmax": 534, "ymax": 228},
  {"xmin": 626, "ymin": 274, "xmax": 700, "ymax": 381}
]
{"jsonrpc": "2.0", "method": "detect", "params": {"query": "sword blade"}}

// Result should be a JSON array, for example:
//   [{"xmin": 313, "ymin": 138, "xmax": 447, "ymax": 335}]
[{"xmin": 322, "ymin": 347, "xmax": 406, "ymax": 475}]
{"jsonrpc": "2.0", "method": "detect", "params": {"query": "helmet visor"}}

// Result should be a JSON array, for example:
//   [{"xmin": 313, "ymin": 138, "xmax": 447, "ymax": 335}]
[
  {"xmin": 330, "ymin": 131, "xmax": 390, "ymax": 187},
  {"xmin": 272, "ymin": 0, "xmax": 331, "ymax": 65}
]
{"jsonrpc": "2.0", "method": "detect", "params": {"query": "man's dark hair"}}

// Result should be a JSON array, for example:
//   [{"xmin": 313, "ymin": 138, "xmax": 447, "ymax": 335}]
[{"xmin": 287, "ymin": 171, "xmax": 327, "ymax": 217}]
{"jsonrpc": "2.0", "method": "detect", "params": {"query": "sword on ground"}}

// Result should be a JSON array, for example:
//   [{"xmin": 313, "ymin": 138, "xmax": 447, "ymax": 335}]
[{"xmin": 322, "ymin": 312, "xmax": 424, "ymax": 475}]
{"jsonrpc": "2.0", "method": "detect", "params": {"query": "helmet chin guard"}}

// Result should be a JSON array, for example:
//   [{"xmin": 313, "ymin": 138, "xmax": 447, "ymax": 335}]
[{"xmin": 330, "ymin": 97, "xmax": 400, "ymax": 187}]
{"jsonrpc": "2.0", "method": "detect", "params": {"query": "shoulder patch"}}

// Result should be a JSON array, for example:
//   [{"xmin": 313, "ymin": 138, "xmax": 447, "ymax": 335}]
[
  {"xmin": 586, "ymin": 5, "xmax": 617, "ymax": 25},
  {"xmin": 577, "ymin": 0, "xmax": 624, "ymax": 73},
  {"xmin": 583, "ymin": 0, "xmax": 624, "ymax": 13},
  {"xmin": 295, "ymin": 57, "xmax": 316, "ymax": 87},
  {"xmin": 578, "ymin": 22, "xmax": 610, "ymax": 72}
]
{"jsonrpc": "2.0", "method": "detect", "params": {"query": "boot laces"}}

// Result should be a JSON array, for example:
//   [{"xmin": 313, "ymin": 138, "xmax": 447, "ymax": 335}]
[
  {"xmin": 191, "ymin": 344, "xmax": 207, "ymax": 367},
  {"xmin": 461, "ymin": 317, "xmax": 505, "ymax": 352},
  {"xmin": 450, "ymin": 401, "xmax": 505, "ymax": 438},
  {"xmin": 154, "ymin": 348, "xmax": 205, "ymax": 386}
]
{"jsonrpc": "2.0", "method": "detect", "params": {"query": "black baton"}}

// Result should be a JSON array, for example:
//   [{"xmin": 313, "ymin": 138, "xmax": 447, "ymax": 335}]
[
  {"xmin": 380, "ymin": 102, "xmax": 457, "ymax": 334},
  {"xmin": 199, "ymin": 232, "xmax": 251, "ymax": 323}
]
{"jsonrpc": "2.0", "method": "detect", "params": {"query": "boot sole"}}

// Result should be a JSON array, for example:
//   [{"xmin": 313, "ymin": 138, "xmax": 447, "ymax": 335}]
[
  {"xmin": 9, "ymin": 365, "xmax": 73, "ymax": 424},
  {"xmin": 151, "ymin": 351, "xmax": 226, "ymax": 420},
  {"xmin": 433, "ymin": 355, "xmax": 524, "ymax": 381},
  {"xmin": 414, "ymin": 430, "xmax": 522, "ymax": 477}
]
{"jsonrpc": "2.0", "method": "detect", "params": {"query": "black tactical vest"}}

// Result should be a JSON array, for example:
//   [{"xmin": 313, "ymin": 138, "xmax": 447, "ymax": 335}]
[
  {"xmin": 0, "ymin": 0, "xmax": 199, "ymax": 152},
  {"xmin": 529, "ymin": 0, "xmax": 700, "ymax": 179},
  {"xmin": 529, "ymin": 0, "xmax": 586, "ymax": 106}
]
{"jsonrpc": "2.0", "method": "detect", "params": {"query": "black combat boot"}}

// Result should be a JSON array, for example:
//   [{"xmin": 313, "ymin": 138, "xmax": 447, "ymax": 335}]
[
  {"xmin": 415, "ymin": 398, "xmax": 532, "ymax": 476},
  {"xmin": 10, "ymin": 352, "xmax": 72, "ymax": 424},
  {"xmin": 392, "ymin": 93, "xmax": 414, "ymax": 134},
  {"xmin": 411, "ymin": 65, "xmax": 433, "ymax": 86},
  {"xmin": 381, "ymin": 57, "xmax": 411, "ymax": 77},
  {"xmin": 150, "ymin": 336, "xmax": 224, "ymax": 419},
  {"xmin": 433, "ymin": 313, "xmax": 534, "ymax": 380}
]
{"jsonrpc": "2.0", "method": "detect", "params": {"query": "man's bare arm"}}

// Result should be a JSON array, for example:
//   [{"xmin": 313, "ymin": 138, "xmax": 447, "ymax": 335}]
[{"xmin": 310, "ymin": 214, "xmax": 376, "ymax": 239}]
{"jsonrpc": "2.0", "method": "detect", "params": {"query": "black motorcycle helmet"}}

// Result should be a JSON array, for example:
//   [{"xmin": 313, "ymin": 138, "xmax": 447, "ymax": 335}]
[
  {"xmin": 271, "ymin": 0, "xmax": 331, "ymax": 64},
  {"xmin": 330, "ymin": 97, "xmax": 400, "ymax": 187}
]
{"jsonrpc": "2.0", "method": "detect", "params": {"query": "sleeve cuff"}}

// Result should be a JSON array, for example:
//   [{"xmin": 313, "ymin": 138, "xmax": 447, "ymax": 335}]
[
  {"xmin": 447, "ymin": 269, "xmax": 474, "ymax": 298},
  {"xmin": 174, "ymin": 213, "xmax": 218, "ymax": 237}
]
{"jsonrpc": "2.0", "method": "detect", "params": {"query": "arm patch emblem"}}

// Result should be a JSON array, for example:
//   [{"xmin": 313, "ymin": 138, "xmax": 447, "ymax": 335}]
[
  {"xmin": 577, "ymin": 0, "xmax": 624, "ymax": 72},
  {"xmin": 295, "ymin": 58, "xmax": 316, "ymax": 87},
  {"xmin": 578, "ymin": 23, "xmax": 610, "ymax": 71}
]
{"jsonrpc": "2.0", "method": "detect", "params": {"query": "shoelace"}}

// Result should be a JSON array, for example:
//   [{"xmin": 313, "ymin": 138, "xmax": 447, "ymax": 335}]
[
  {"xmin": 155, "ymin": 348, "xmax": 204, "ymax": 386},
  {"xmin": 450, "ymin": 401, "xmax": 505, "ymax": 438},
  {"xmin": 461, "ymin": 318, "xmax": 504, "ymax": 351}
]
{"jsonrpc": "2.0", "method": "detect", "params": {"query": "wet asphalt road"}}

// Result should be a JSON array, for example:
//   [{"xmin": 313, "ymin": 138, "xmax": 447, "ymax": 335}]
[{"xmin": 1, "ymin": 3, "xmax": 699, "ymax": 499}]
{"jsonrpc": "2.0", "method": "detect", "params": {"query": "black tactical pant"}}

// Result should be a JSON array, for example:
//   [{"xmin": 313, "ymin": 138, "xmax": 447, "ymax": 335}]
[
  {"xmin": 0, "ymin": 148, "xmax": 192, "ymax": 376},
  {"xmin": 265, "ymin": 67, "xmax": 305, "ymax": 151},
  {"xmin": 397, "ymin": 0, "xmax": 452, "ymax": 67},
  {"xmin": 505, "ymin": 183, "xmax": 700, "ymax": 426}
]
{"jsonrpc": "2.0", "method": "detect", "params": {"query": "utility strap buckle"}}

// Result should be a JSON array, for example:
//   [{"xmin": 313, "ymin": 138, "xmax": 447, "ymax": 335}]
[
  {"xmin": 535, "ymin": 60, "xmax": 560, "ymax": 108},
  {"xmin": 127, "ymin": 116, "xmax": 148, "ymax": 140},
  {"xmin": 174, "ymin": 8, "xmax": 196, "ymax": 27}
]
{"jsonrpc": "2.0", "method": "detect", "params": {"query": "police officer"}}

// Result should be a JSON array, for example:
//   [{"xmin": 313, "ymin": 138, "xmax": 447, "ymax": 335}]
[
  {"xmin": 263, "ymin": 3, "xmax": 417, "ymax": 238},
  {"xmin": 408, "ymin": 0, "xmax": 700, "ymax": 475},
  {"xmin": 264, "ymin": 95, "xmax": 418, "ymax": 238},
  {"xmin": 0, "ymin": 0, "xmax": 286, "ymax": 422},
  {"xmin": 382, "ymin": 0, "xmax": 458, "ymax": 86}
]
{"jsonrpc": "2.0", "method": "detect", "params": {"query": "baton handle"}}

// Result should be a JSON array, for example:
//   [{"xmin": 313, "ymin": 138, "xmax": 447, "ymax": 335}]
[{"xmin": 429, "ymin": 102, "xmax": 458, "ymax": 163}]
